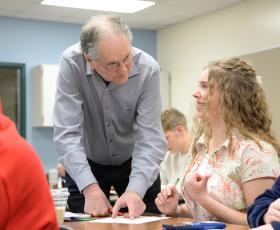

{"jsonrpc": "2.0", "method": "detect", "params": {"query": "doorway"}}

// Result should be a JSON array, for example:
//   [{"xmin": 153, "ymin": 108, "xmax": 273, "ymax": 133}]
[{"xmin": 0, "ymin": 62, "xmax": 26, "ymax": 137}]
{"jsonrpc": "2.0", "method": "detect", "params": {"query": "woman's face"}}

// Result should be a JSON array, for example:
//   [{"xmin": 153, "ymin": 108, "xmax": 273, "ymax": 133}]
[{"xmin": 192, "ymin": 69, "xmax": 221, "ymax": 122}]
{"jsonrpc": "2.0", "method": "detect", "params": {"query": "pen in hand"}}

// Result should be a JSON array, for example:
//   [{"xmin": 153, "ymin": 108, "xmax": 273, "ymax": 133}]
[
  {"xmin": 174, "ymin": 178, "xmax": 180, "ymax": 186},
  {"xmin": 166, "ymin": 178, "xmax": 180, "ymax": 198}
]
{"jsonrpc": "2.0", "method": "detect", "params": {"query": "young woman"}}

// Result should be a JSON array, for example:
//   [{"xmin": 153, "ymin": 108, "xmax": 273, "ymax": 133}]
[{"xmin": 155, "ymin": 58, "xmax": 280, "ymax": 225}]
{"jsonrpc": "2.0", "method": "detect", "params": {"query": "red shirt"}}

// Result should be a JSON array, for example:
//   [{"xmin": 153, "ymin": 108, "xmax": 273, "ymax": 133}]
[{"xmin": 0, "ymin": 113, "xmax": 58, "ymax": 229}]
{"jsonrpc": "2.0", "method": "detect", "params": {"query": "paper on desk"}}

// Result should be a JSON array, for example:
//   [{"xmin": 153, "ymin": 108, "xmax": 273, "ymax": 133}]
[
  {"xmin": 64, "ymin": 211, "xmax": 91, "ymax": 220},
  {"xmin": 90, "ymin": 216, "xmax": 169, "ymax": 224}
]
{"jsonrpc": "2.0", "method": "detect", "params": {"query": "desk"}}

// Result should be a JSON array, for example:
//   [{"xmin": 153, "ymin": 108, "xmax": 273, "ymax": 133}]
[{"xmin": 64, "ymin": 217, "xmax": 250, "ymax": 230}]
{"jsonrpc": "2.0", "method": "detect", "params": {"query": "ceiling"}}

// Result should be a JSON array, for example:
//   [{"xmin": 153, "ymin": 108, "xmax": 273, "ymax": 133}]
[{"xmin": 0, "ymin": 0, "xmax": 247, "ymax": 29}]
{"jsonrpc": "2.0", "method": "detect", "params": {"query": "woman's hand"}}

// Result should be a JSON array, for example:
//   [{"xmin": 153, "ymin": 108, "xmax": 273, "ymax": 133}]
[
  {"xmin": 184, "ymin": 172, "xmax": 210, "ymax": 201},
  {"xmin": 155, "ymin": 184, "xmax": 179, "ymax": 215}
]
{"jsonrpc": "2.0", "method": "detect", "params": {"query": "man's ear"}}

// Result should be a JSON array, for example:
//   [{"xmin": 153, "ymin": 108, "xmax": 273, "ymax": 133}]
[
  {"xmin": 174, "ymin": 126, "xmax": 180, "ymax": 137},
  {"xmin": 85, "ymin": 54, "xmax": 95, "ymax": 69},
  {"xmin": 85, "ymin": 54, "xmax": 93, "ymax": 63},
  {"xmin": 175, "ymin": 125, "xmax": 185, "ymax": 136}
]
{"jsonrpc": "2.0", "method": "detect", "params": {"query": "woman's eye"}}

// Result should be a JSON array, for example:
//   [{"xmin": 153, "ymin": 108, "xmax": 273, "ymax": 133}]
[{"xmin": 200, "ymin": 83, "xmax": 208, "ymax": 89}]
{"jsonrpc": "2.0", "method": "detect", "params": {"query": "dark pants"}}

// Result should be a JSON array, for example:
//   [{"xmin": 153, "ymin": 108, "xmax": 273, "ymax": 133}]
[{"xmin": 65, "ymin": 158, "xmax": 160, "ymax": 214}]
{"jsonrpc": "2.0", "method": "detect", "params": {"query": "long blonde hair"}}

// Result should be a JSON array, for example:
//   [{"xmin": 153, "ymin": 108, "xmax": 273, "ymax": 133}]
[{"xmin": 191, "ymin": 58, "xmax": 280, "ymax": 156}]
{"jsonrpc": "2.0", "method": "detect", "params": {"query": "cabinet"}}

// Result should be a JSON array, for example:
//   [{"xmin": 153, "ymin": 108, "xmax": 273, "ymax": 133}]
[{"xmin": 31, "ymin": 64, "xmax": 58, "ymax": 127}]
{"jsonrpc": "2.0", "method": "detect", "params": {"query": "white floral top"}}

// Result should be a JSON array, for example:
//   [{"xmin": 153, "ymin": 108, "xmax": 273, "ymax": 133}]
[{"xmin": 183, "ymin": 131, "xmax": 280, "ymax": 221}]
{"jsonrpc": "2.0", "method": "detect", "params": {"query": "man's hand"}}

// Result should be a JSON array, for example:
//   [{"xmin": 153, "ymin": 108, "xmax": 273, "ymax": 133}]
[
  {"xmin": 83, "ymin": 183, "xmax": 112, "ymax": 216},
  {"xmin": 264, "ymin": 198, "xmax": 280, "ymax": 224},
  {"xmin": 112, "ymin": 191, "xmax": 146, "ymax": 219}
]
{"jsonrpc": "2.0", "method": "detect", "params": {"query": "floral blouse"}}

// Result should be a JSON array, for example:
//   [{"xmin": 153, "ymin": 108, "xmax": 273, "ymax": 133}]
[{"xmin": 183, "ymin": 131, "xmax": 280, "ymax": 221}]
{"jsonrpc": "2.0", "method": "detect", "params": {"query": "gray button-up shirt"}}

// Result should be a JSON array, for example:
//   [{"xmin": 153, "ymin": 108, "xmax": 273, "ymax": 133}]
[{"xmin": 53, "ymin": 42, "xmax": 167, "ymax": 198}]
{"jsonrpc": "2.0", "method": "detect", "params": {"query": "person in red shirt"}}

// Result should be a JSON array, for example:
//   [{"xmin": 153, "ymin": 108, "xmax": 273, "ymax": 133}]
[{"xmin": 0, "ymin": 102, "xmax": 58, "ymax": 229}]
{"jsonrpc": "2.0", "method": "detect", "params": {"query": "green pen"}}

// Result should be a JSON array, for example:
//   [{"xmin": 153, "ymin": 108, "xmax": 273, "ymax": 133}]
[
  {"xmin": 175, "ymin": 178, "xmax": 180, "ymax": 186},
  {"xmin": 71, "ymin": 216, "xmax": 96, "ymax": 221},
  {"xmin": 70, "ymin": 213, "xmax": 96, "ymax": 221}
]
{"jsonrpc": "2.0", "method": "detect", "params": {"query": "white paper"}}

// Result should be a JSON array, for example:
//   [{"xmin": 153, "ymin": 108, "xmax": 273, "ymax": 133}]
[
  {"xmin": 64, "ymin": 211, "xmax": 91, "ymax": 220},
  {"xmin": 90, "ymin": 216, "xmax": 169, "ymax": 224}
]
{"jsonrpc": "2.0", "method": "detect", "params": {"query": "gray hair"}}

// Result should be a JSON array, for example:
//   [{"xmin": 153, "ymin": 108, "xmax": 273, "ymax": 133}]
[{"xmin": 80, "ymin": 14, "xmax": 133, "ymax": 59}]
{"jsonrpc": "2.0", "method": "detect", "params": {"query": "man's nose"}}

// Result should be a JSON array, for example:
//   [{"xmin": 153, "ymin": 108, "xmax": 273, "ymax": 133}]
[{"xmin": 117, "ymin": 62, "xmax": 128, "ymax": 73}]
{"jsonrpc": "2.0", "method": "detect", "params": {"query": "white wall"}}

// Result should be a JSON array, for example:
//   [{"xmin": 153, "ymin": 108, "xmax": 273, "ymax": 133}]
[
  {"xmin": 157, "ymin": 0, "xmax": 280, "ymax": 136},
  {"xmin": 240, "ymin": 48, "xmax": 280, "ymax": 139}
]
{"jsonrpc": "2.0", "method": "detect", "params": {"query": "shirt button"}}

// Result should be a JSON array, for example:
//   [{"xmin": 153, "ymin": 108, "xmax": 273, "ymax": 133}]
[
  {"xmin": 109, "ymin": 139, "xmax": 113, "ymax": 143},
  {"xmin": 107, "ymin": 123, "xmax": 111, "ymax": 127}
]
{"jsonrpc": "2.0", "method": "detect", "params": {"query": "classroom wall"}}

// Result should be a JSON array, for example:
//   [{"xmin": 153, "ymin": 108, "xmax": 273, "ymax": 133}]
[
  {"xmin": 157, "ymin": 0, "xmax": 280, "ymax": 138},
  {"xmin": 0, "ymin": 16, "xmax": 157, "ymax": 171},
  {"xmin": 240, "ymin": 48, "xmax": 280, "ymax": 140}
]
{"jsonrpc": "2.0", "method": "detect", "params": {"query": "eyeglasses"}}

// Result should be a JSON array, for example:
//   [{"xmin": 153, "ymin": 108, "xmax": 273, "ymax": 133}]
[{"xmin": 95, "ymin": 53, "xmax": 131, "ymax": 72}]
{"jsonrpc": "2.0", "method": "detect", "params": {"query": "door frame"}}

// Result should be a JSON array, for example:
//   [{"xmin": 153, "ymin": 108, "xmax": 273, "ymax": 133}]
[{"xmin": 0, "ymin": 62, "xmax": 26, "ymax": 137}]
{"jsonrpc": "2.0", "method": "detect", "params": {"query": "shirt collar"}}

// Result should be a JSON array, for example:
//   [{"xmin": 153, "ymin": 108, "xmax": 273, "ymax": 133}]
[{"xmin": 196, "ymin": 128, "xmax": 243, "ymax": 154}]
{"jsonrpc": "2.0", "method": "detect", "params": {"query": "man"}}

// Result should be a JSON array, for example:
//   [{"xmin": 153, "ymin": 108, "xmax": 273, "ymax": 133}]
[
  {"xmin": 0, "ymin": 102, "xmax": 58, "ymax": 229},
  {"xmin": 160, "ymin": 108, "xmax": 192, "ymax": 194},
  {"xmin": 53, "ymin": 14, "xmax": 167, "ymax": 218}
]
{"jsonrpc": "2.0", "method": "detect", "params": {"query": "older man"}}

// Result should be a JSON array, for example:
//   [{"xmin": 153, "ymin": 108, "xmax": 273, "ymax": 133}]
[{"xmin": 53, "ymin": 14, "xmax": 167, "ymax": 218}]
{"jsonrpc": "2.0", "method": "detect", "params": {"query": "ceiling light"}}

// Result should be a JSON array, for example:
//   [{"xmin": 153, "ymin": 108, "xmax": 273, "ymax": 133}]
[{"xmin": 41, "ymin": 0, "xmax": 155, "ymax": 14}]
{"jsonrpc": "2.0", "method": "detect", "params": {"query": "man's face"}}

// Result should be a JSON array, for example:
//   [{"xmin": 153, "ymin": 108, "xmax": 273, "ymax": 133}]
[
  {"xmin": 87, "ymin": 33, "xmax": 132, "ymax": 84},
  {"xmin": 164, "ymin": 128, "xmax": 181, "ymax": 154}
]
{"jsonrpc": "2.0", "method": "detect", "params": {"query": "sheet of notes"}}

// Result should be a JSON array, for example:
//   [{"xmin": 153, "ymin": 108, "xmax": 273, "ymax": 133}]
[{"xmin": 90, "ymin": 216, "xmax": 169, "ymax": 224}]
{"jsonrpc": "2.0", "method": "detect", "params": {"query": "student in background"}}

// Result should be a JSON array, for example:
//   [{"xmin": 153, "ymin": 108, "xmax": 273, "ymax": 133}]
[
  {"xmin": 248, "ymin": 176, "xmax": 280, "ymax": 230},
  {"xmin": 0, "ymin": 101, "xmax": 58, "ymax": 229},
  {"xmin": 160, "ymin": 108, "xmax": 192, "ymax": 194},
  {"xmin": 155, "ymin": 58, "xmax": 280, "ymax": 225}
]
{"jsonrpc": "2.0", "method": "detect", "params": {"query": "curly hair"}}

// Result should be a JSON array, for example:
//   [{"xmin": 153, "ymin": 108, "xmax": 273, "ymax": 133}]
[{"xmin": 191, "ymin": 58, "xmax": 280, "ymax": 156}]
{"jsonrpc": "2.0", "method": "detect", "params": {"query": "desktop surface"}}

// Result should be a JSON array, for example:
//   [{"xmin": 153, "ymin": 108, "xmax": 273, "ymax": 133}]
[{"xmin": 64, "ymin": 216, "xmax": 249, "ymax": 230}]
